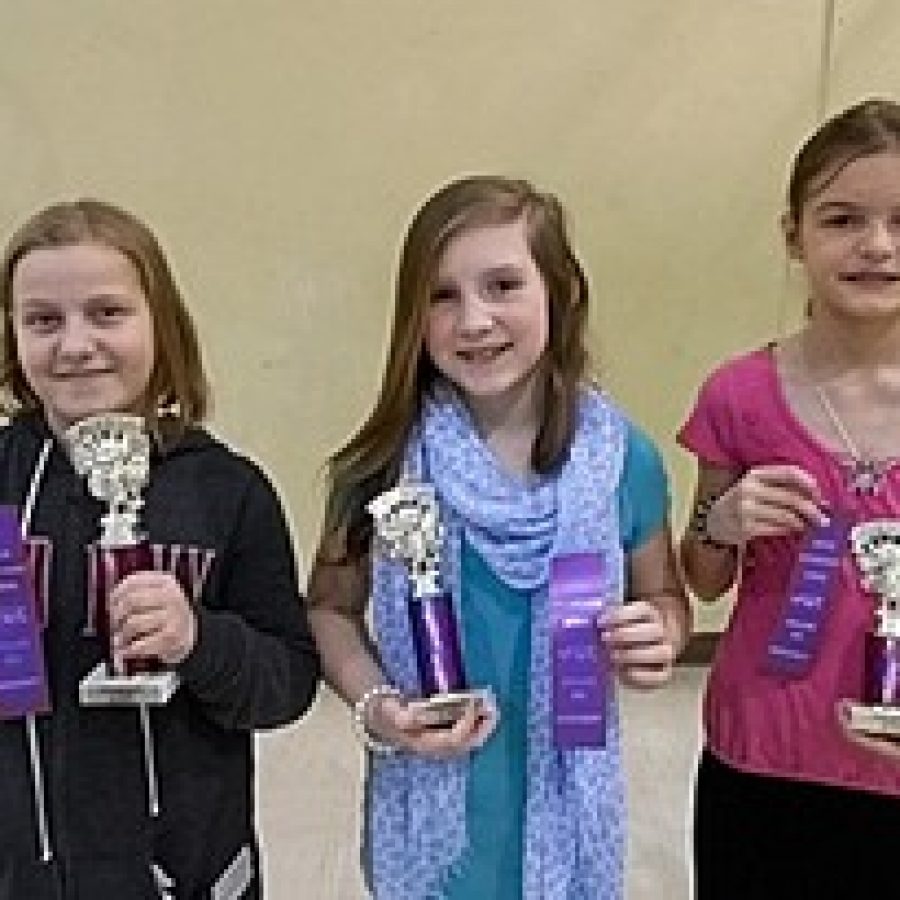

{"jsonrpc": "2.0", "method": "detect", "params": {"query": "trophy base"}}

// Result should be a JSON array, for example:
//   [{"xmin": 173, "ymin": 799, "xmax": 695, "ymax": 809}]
[
  {"xmin": 79, "ymin": 663, "xmax": 180, "ymax": 706},
  {"xmin": 406, "ymin": 688, "xmax": 494, "ymax": 728},
  {"xmin": 845, "ymin": 702, "xmax": 900, "ymax": 738}
]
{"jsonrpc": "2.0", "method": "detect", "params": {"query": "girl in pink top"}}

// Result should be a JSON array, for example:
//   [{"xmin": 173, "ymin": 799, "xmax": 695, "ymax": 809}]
[{"xmin": 680, "ymin": 99, "xmax": 900, "ymax": 899}]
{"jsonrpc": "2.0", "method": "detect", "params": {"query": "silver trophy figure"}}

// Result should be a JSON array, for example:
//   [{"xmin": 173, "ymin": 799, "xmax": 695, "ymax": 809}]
[
  {"xmin": 66, "ymin": 414, "xmax": 178, "ymax": 706},
  {"xmin": 368, "ymin": 480, "xmax": 490, "ymax": 726},
  {"xmin": 846, "ymin": 520, "xmax": 900, "ymax": 737}
]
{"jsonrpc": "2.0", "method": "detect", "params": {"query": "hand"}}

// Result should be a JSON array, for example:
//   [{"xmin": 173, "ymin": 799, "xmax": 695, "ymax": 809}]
[
  {"xmin": 108, "ymin": 571, "xmax": 197, "ymax": 667},
  {"xmin": 706, "ymin": 464, "xmax": 828, "ymax": 547},
  {"xmin": 600, "ymin": 600, "xmax": 676, "ymax": 689},
  {"xmin": 367, "ymin": 693, "xmax": 499, "ymax": 759},
  {"xmin": 836, "ymin": 699, "xmax": 900, "ymax": 761}
]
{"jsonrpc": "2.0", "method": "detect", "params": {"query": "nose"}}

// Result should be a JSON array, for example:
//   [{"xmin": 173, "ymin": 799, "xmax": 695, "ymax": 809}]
[
  {"xmin": 57, "ymin": 316, "xmax": 96, "ymax": 358},
  {"xmin": 456, "ymin": 291, "xmax": 493, "ymax": 336},
  {"xmin": 860, "ymin": 219, "xmax": 895, "ymax": 259}
]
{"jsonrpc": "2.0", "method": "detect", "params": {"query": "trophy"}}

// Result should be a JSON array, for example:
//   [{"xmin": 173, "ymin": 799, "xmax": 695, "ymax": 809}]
[
  {"xmin": 368, "ymin": 480, "xmax": 491, "ymax": 726},
  {"xmin": 845, "ymin": 520, "xmax": 900, "ymax": 737},
  {"xmin": 66, "ymin": 414, "xmax": 178, "ymax": 707}
]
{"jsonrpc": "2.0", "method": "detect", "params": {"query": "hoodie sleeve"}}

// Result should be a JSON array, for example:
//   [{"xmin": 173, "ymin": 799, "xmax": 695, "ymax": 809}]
[{"xmin": 176, "ymin": 465, "xmax": 320, "ymax": 730}]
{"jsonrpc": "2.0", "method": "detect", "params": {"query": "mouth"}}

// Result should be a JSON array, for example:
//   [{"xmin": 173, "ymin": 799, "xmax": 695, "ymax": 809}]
[
  {"xmin": 840, "ymin": 272, "xmax": 900, "ymax": 284},
  {"xmin": 455, "ymin": 344, "xmax": 512, "ymax": 363},
  {"xmin": 52, "ymin": 370, "xmax": 114, "ymax": 380}
]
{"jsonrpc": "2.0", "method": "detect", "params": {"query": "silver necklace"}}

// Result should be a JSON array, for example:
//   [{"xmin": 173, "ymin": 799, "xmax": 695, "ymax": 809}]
[{"xmin": 812, "ymin": 382, "xmax": 885, "ymax": 495}]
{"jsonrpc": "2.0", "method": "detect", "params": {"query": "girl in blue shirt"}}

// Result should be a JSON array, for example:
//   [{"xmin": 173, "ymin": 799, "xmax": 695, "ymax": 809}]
[{"xmin": 309, "ymin": 175, "xmax": 689, "ymax": 899}]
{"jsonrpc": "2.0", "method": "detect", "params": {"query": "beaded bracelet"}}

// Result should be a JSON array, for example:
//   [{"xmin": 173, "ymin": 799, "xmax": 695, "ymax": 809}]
[
  {"xmin": 352, "ymin": 684, "xmax": 403, "ymax": 755},
  {"xmin": 689, "ymin": 493, "xmax": 736, "ymax": 552}
]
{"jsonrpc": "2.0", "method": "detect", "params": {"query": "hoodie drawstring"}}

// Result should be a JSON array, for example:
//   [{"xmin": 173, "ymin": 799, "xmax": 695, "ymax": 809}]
[
  {"xmin": 140, "ymin": 705, "xmax": 160, "ymax": 817},
  {"xmin": 22, "ymin": 438, "xmax": 54, "ymax": 863},
  {"xmin": 25, "ymin": 718, "xmax": 52, "ymax": 862}
]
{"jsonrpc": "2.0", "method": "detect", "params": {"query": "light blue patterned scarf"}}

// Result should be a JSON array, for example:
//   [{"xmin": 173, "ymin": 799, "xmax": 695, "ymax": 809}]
[{"xmin": 367, "ymin": 383, "xmax": 628, "ymax": 899}]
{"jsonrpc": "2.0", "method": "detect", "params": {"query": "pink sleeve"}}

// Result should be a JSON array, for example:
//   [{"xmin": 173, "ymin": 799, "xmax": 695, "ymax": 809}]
[{"xmin": 677, "ymin": 362, "xmax": 742, "ymax": 468}]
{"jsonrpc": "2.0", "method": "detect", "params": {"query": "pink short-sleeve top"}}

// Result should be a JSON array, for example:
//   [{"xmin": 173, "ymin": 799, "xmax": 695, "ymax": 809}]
[{"xmin": 679, "ymin": 345, "xmax": 900, "ymax": 795}]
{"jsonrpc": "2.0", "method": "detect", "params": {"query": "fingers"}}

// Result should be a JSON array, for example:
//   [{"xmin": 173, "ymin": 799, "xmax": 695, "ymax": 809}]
[
  {"xmin": 374, "ymin": 695, "xmax": 499, "ymax": 759},
  {"xmin": 751, "ymin": 477, "xmax": 824, "ymax": 515},
  {"xmin": 736, "ymin": 494, "xmax": 817, "ymax": 535},
  {"xmin": 601, "ymin": 601, "xmax": 675, "ymax": 689},
  {"xmin": 836, "ymin": 700, "xmax": 900, "ymax": 760},
  {"xmin": 410, "ymin": 701, "xmax": 496, "ymax": 757},
  {"xmin": 617, "ymin": 662, "xmax": 674, "ymax": 690},
  {"xmin": 710, "ymin": 465, "xmax": 829, "ymax": 545},
  {"xmin": 108, "ymin": 571, "xmax": 196, "ymax": 665},
  {"xmin": 754, "ymin": 464, "xmax": 822, "ymax": 499},
  {"xmin": 113, "ymin": 609, "xmax": 166, "ymax": 649},
  {"xmin": 601, "ymin": 601, "xmax": 668, "ymax": 648}
]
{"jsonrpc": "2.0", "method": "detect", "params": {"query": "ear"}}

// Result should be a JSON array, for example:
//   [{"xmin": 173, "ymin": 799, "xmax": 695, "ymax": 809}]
[{"xmin": 781, "ymin": 212, "xmax": 802, "ymax": 260}]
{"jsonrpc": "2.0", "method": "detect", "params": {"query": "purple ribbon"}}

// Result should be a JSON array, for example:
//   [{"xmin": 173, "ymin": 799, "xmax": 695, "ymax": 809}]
[
  {"xmin": 550, "ymin": 552, "xmax": 608, "ymax": 749},
  {"xmin": 765, "ymin": 515, "xmax": 850, "ymax": 678},
  {"xmin": 408, "ymin": 590, "xmax": 468, "ymax": 696},
  {"xmin": 0, "ymin": 506, "xmax": 50, "ymax": 719}
]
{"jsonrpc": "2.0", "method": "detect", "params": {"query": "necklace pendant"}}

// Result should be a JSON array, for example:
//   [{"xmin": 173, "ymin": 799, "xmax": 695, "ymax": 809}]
[{"xmin": 849, "ymin": 458, "xmax": 881, "ymax": 496}]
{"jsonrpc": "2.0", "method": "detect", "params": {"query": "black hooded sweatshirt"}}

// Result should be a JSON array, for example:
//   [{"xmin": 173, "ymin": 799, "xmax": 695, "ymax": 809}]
[{"xmin": 0, "ymin": 412, "xmax": 319, "ymax": 899}]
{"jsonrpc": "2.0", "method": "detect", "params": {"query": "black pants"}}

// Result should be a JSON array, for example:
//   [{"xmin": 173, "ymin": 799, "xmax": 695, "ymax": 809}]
[{"xmin": 693, "ymin": 749, "xmax": 900, "ymax": 900}]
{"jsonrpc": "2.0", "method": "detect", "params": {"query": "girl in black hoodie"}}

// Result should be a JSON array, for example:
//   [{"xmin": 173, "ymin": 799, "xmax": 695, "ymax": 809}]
[{"xmin": 0, "ymin": 199, "xmax": 319, "ymax": 899}]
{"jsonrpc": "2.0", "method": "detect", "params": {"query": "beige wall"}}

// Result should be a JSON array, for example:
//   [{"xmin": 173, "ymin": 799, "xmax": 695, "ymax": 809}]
[{"xmin": 1, "ymin": 1, "xmax": 899, "ymax": 630}]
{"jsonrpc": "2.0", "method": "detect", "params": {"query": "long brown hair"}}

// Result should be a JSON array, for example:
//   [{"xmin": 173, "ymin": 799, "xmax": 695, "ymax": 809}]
[
  {"xmin": 0, "ymin": 199, "xmax": 210, "ymax": 436},
  {"xmin": 324, "ymin": 175, "xmax": 592, "ymax": 560}
]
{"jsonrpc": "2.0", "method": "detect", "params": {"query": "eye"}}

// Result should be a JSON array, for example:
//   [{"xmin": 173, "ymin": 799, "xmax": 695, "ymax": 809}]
[
  {"xmin": 429, "ymin": 285, "xmax": 459, "ymax": 304},
  {"xmin": 89, "ymin": 302, "xmax": 131, "ymax": 325},
  {"xmin": 820, "ymin": 212, "xmax": 863, "ymax": 228},
  {"xmin": 21, "ymin": 311, "xmax": 62, "ymax": 334},
  {"xmin": 488, "ymin": 276, "xmax": 523, "ymax": 294}
]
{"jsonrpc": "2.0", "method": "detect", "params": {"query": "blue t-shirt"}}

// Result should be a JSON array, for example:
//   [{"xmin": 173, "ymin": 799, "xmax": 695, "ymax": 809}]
[{"xmin": 443, "ymin": 423, "xmax": 669, "ymax": 898}]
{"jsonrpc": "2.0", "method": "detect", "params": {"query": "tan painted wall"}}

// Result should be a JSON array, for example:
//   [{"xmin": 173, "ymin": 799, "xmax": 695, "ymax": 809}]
[{"xmin": 1, "ymin": 1, "xmax": 898, "ymax": 630}]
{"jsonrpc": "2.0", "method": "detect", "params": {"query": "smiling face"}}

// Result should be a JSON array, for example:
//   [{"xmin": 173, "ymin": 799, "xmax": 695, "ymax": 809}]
[
  {"xmin": 789, "ymin": 151, "xmax": 900, "ymax": 321},
  {"xmin": 424, "ymin": 217, "xmax": 550, "ymax": 423},
  {"xmin": 11, "ymin": 242, "xmax": 156, "ymax": 435}
]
